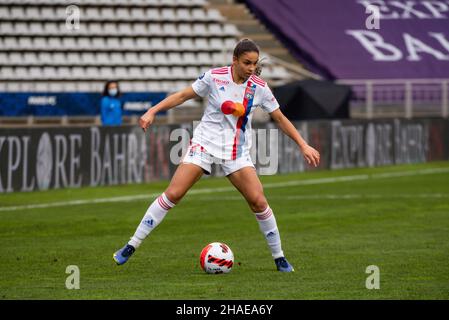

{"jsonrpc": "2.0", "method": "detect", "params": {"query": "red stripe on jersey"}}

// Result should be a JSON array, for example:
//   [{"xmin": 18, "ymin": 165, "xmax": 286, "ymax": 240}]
[
  {"xmin": 250, "ymin": 75, "xmax": 266, "ymax": 87},
  {"xmin": 212, "ymin": 67, "xmax": 229, "ymax": 74}
]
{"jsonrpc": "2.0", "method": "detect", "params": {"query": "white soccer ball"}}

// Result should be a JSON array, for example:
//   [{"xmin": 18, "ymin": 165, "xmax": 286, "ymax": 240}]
[{"xmin": 200, "ymin": 242, "xmax": 234, "ymax": 274}]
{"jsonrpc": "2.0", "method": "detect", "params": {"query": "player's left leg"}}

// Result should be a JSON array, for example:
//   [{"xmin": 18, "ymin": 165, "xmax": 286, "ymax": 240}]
[{"xmin": 225, "ymin": 165, "xmax": 294, "ymax": 272}]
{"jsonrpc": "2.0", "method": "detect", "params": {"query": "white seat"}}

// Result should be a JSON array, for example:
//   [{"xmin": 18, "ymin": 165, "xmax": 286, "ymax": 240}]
[
  {"xmin": 15, "ymin": 67, "xmax": 29, "ymax": 80},
  {"xmin": 140, "ymin": 52, "xmax": 153, "ymax": 64},
  {"xmin": 117, "ymin": 23, "xmax": 133, "ymax": 35},
  {"xmin": 110, "ymin": 52, "xmax": 123, "ymax": 65},
  {"xmin": 224, "ymin": 38, "xmax": 236, "ymax": 50},
  {"xmin": 67, "ymin": 52, "xmax": 81, "ymax": 65},
  {"xmin": 121, "ymin": 37, "xmax": 135, "ymax": 49},
  {"xmin": 153, "ymin": 52, "xmax": 168, "ymax": 66},
  {"xmin": 15, "ymin": 22, "xmax": 28, "ymax": 35},
  {"xmin": 92, "ymin": 37, "xmax": 106, "ymax": 49},
  {"xmin": 56, "ymin": 67, "xmax": 71, "ymax": 80},
  {"xmin": 182, "ymin": 52, "xmax": 196, "ymax": 65},
  {"xmin": 208, "ymin": 24, "xmax": 222, "ymax": 36},
  {"xmin": 130, "ymin": 7, "xmax": 146, "ymax": 20},
  {"xmin": 193, "ymin": 38, "xmax": 208, "ymax": 50},
  {"xmin": 105, "ymin": 37, "xmax": 121, "ymax": 49},
  {"xmin": 89, "ymin": 22, "xmax": 103, "ymax": 35},
  {"xmin": 161, "ymin": 8, "xmax": 177, "ymax": 21},
  {"xmin": 29, "ymin": 22, "xmax": 45, "ymax": 35},
  {"xmin": 3, "ymin": 37, "xmax": 18, "ymax": 50},
  {"xmin": 53, "ymin": 52, "xmax": 66, "ymax": 65},
  {"xmin": 115, "ymin": 67, "xmax": 128, "ymax": 79},
  {"xmin": 124, "ymin": 52, "xmax": 140, "ymax": 65},
  {"xmin": 223, "ymin": 24, "xmax": 239, "ymax": 36},
  {"xmin": 100, "ymin": 7, "xmax": 115, "ymax": 19},
  {"xmin": 38, "ymin": 52, "xmax": 52, "ymax": 64},
  {"xmin": 135, "ymin": 37, "xmax": 150, "ymax": 49},
  {"xmin": 25, "ymin": 6, "xmax": 41, "ymax": 19},
  {"xmin": 1, "ymin": 22, "xmax": 14, "ymax": 35},
  {"xmin": 0, "ymin": 7, "xmax": 9, "ymax": 19},
  {"xmin": 86, "ymin": 67, "xmax": 100, "ymax": 79},
  {"xmin": 96, "ymin": 53, "xmax": 109, "ymax": 65},
  {"xmin": 207, "ymin": 9, "xmax": 224, "ymax": 22},
  {"xmin": 171, "ymin": 67, "xmax": 185, "ymax": 79},
  {"xmin": 40, "ymin": 7, "xmax": 55, "ymax": 20},
  {"xmin": 133, "ymin": 23, "xmax": 146, "ymax": 35},
  {"xmin": 209, "ymin": 38, "xmax": 223, "ymax": 50},
  {"xmin": 167, "ymin": 52, "xmax": 182, "ymax": 65},
  {"xmin": 82, "ymin": 52, "xmax": 97, "ymax": 65},
  {"xmin": 116, "ymin": 8, "xmax": 129, "ymax": 20},
  {"xmin": 10, "ymin": 52, "xmax": 24, "ymax": 65},
  {"xmin": 128, "ymin": 67, "xmax": 143, "ymax": 79},
  {"xmin": 78, "ymin": 37, "xmax": 92, "ymax": 49},
  {"xmin": 165, "ymin": 38, "xmax": 179, "ymax": 50},
  {"xmin": 103, "ymin": 22, "xmax": 117, "ymax": 35},
  {"xmin": 179, "ymin": 38, "xmax": 194, "ymax": 51},
  {"xmin": 72, "ymin": 66, "xmax": 85, "ymax": 79},
  {"xmin": 41, "ymin": 66, "xmax": 58, "ymax": 80},
  {"xmin": 212, "ymin": 52, "xmax": 224, "ymax": 65},
  {"xmin": 177, "ymin": 23, "xmax": 192, "ymax": 36},
  {"xmin": 0, "ymin": 53, "xmax": 8, "ymax": 65},
  {"xmin": 145, "ymin": 8, "xmax": 160, "ymax": 21},
  {"xmin": 157, "ymin": 67, "xmax": 170, "ymax": 79},
  {"xmin": 11, "ymin": 7, "xmax": 25, "ymax": 19},
  {"xmin": 191, "ymin": 8, "xmax": 207, "ymax": 21},
  {"xmin": 192, "ymin": 24, "xmax": 208, "ymax": 37},
  {"xmin": 150, "ymin": 38, "xmax": 165, "ymax": 50},
  {"xmin": 185, "ymin": 66, "xmax": 199, "ymax": 79},
  {"xmin": 176, "ymin": 8, "xmax": 191, "ymax": 21},
  {"xmin": 196, "ymin": 52, "xmax": 212, "ymax": 65},
  {"xmin": 148, "ymin": 23, "xmax": 163, "ymax": 35},
  {"xmin": 100, "ymin": 67, "xmax": 115, "ymax": 79},
  {"xmin": 18, "ymin": 37, "xmax": 34, "ymax": 49},
  {"xmin": 85, "ymin": 7, "xmax": 100, "ymax": 20},
  {"xmin": 62, "ymin": 37, "xmax": 76, "ymax": 49},
  {"xmin": 162, "ymin": 24, "xmax": 177, "ymax": 36},
  {"xmin": 142, "ymin": 67, "xmax": 158, "ymax": 80}
]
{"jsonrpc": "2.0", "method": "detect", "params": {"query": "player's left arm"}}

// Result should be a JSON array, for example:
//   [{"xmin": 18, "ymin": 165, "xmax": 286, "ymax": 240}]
[{"xmin": 270, "ymin": 108, "xmax": 320, "ymax": 167}]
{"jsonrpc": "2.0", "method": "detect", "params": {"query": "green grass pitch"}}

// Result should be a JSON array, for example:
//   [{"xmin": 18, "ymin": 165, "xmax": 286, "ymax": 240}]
[{"xmin": 0, "ymin": 161, "xmax": 448, "ymax": 299}]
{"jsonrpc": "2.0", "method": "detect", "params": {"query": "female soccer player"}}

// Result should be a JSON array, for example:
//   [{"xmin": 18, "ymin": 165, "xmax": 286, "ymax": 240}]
[{"xmin": 113, "ymin": 39, "xmax": 320, "ymax": 272}]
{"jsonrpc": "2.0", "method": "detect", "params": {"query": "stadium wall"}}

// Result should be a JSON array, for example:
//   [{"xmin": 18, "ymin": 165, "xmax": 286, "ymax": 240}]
[{"xmin": 1, "ymin": 118, "xmax": 448, "ymax": 193}]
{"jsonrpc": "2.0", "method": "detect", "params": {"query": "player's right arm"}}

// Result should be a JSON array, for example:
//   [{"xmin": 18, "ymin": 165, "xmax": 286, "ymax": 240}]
[{"xmin": 139, "ymin": 86, "xmax": 199, "ymax": 132}]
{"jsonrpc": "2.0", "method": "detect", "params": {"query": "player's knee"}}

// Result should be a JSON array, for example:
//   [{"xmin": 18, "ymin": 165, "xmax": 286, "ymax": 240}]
[
  {"xmin": 164, "ymin": 189, "xmax": 183, "ymax": 204},
  {"xmin": 249, "ymin": 194, "xmax": 268, "ymax": 213}
]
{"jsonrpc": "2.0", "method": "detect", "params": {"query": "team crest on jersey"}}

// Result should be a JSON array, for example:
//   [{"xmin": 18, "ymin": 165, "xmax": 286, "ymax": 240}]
[
  {"xmin": 245, "ymin": 87, "xmax": 256, "ymax": 100},
  {"xmin": 219, "ymin": 86, "xmax": 225, "ymax": 91}
]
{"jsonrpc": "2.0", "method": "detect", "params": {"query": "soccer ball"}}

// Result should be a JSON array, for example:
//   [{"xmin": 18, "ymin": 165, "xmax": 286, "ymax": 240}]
[{"xmin": 200, "ymin": 242, "xmax": 234, "ymax": 274}]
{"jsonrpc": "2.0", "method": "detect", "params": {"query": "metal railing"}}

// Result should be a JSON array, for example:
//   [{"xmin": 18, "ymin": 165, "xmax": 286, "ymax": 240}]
[{"xmin": 338, "ymin": 79, "xmax": 449, "ymax": 119}]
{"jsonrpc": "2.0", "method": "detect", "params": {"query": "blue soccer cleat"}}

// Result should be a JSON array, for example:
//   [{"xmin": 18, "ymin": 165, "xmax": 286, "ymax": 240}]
[
  {"xmin": 274, "ymin": 257, "xmax": 295, "ymax": 272},
  {"xmin": 113, "ymin": 244, "xmax": 135, "ymax": 265}
]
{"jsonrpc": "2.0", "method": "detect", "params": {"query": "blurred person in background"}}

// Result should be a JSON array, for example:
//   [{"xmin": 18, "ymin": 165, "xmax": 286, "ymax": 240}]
[{"xmin": 101, "ymin": 80, "xmax": 122, "ymax": 126}]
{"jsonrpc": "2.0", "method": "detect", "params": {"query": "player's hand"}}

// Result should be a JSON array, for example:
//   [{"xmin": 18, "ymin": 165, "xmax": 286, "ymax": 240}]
[
  {"xmin": 139, "ymin": 111, "xmax": 155, "ymax": 132},
  {"xmin": 300, "ymin": 144, "xmax": 320, "ymax": 167}
]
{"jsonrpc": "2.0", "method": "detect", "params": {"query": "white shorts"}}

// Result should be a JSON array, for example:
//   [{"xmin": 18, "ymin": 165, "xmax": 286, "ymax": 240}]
[{"xmin": 181, "ymin": 142, "xmax": 255, "ymax": 176}]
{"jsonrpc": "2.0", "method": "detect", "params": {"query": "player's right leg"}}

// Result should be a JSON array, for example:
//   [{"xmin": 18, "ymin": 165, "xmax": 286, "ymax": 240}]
[{"xmin": 113, "ymin": 163, "xmax": 204, "ymax": 265}]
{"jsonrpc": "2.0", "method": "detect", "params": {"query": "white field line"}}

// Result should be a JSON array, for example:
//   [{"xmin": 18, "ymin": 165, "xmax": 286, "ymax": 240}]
[{"xmin": 1, "ymin": 167, "xmax": 448, "ymax": 212}]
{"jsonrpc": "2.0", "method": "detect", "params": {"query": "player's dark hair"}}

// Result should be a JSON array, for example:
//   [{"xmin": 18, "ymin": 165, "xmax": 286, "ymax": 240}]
[
  {"xmin": 233, "ymin": 38, "xmax": 260, "ymax": 58},
  {"xmin": 102, "ymin": 80, "xmax": 121, "ymax": 97},
  {"xmin": 233, "ymin": 39, "xmax": 263, "ymax": 76}
]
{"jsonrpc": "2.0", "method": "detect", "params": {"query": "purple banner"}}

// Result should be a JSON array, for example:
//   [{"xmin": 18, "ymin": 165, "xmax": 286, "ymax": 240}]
[{"xmin": 245, "ymin": 0, "xmax": 449, "ymax": 79}]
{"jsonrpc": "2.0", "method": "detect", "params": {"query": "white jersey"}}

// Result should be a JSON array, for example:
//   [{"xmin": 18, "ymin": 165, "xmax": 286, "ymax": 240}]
[{"xmin": 191, "ymin": 66, "xmax": 280, "ymax": 160}]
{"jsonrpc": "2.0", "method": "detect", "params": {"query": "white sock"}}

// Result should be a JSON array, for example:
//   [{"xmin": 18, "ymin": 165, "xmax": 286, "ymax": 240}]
[
  {"xmin": 255, "ymin": 206, "xmax": 284, "ymax": 259},
  {"xmin": 128, "ymin": 193, "xmax": 175, "ymax": 249}
]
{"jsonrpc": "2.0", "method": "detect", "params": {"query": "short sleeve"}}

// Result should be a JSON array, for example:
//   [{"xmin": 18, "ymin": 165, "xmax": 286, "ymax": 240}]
[
  {"xmin": 191, "ymin": 70, "xmax": 212, "ymax": 98},
  {"xmin": 259, "ymin": 85, "xmax": 280, "ymax": 113}
]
